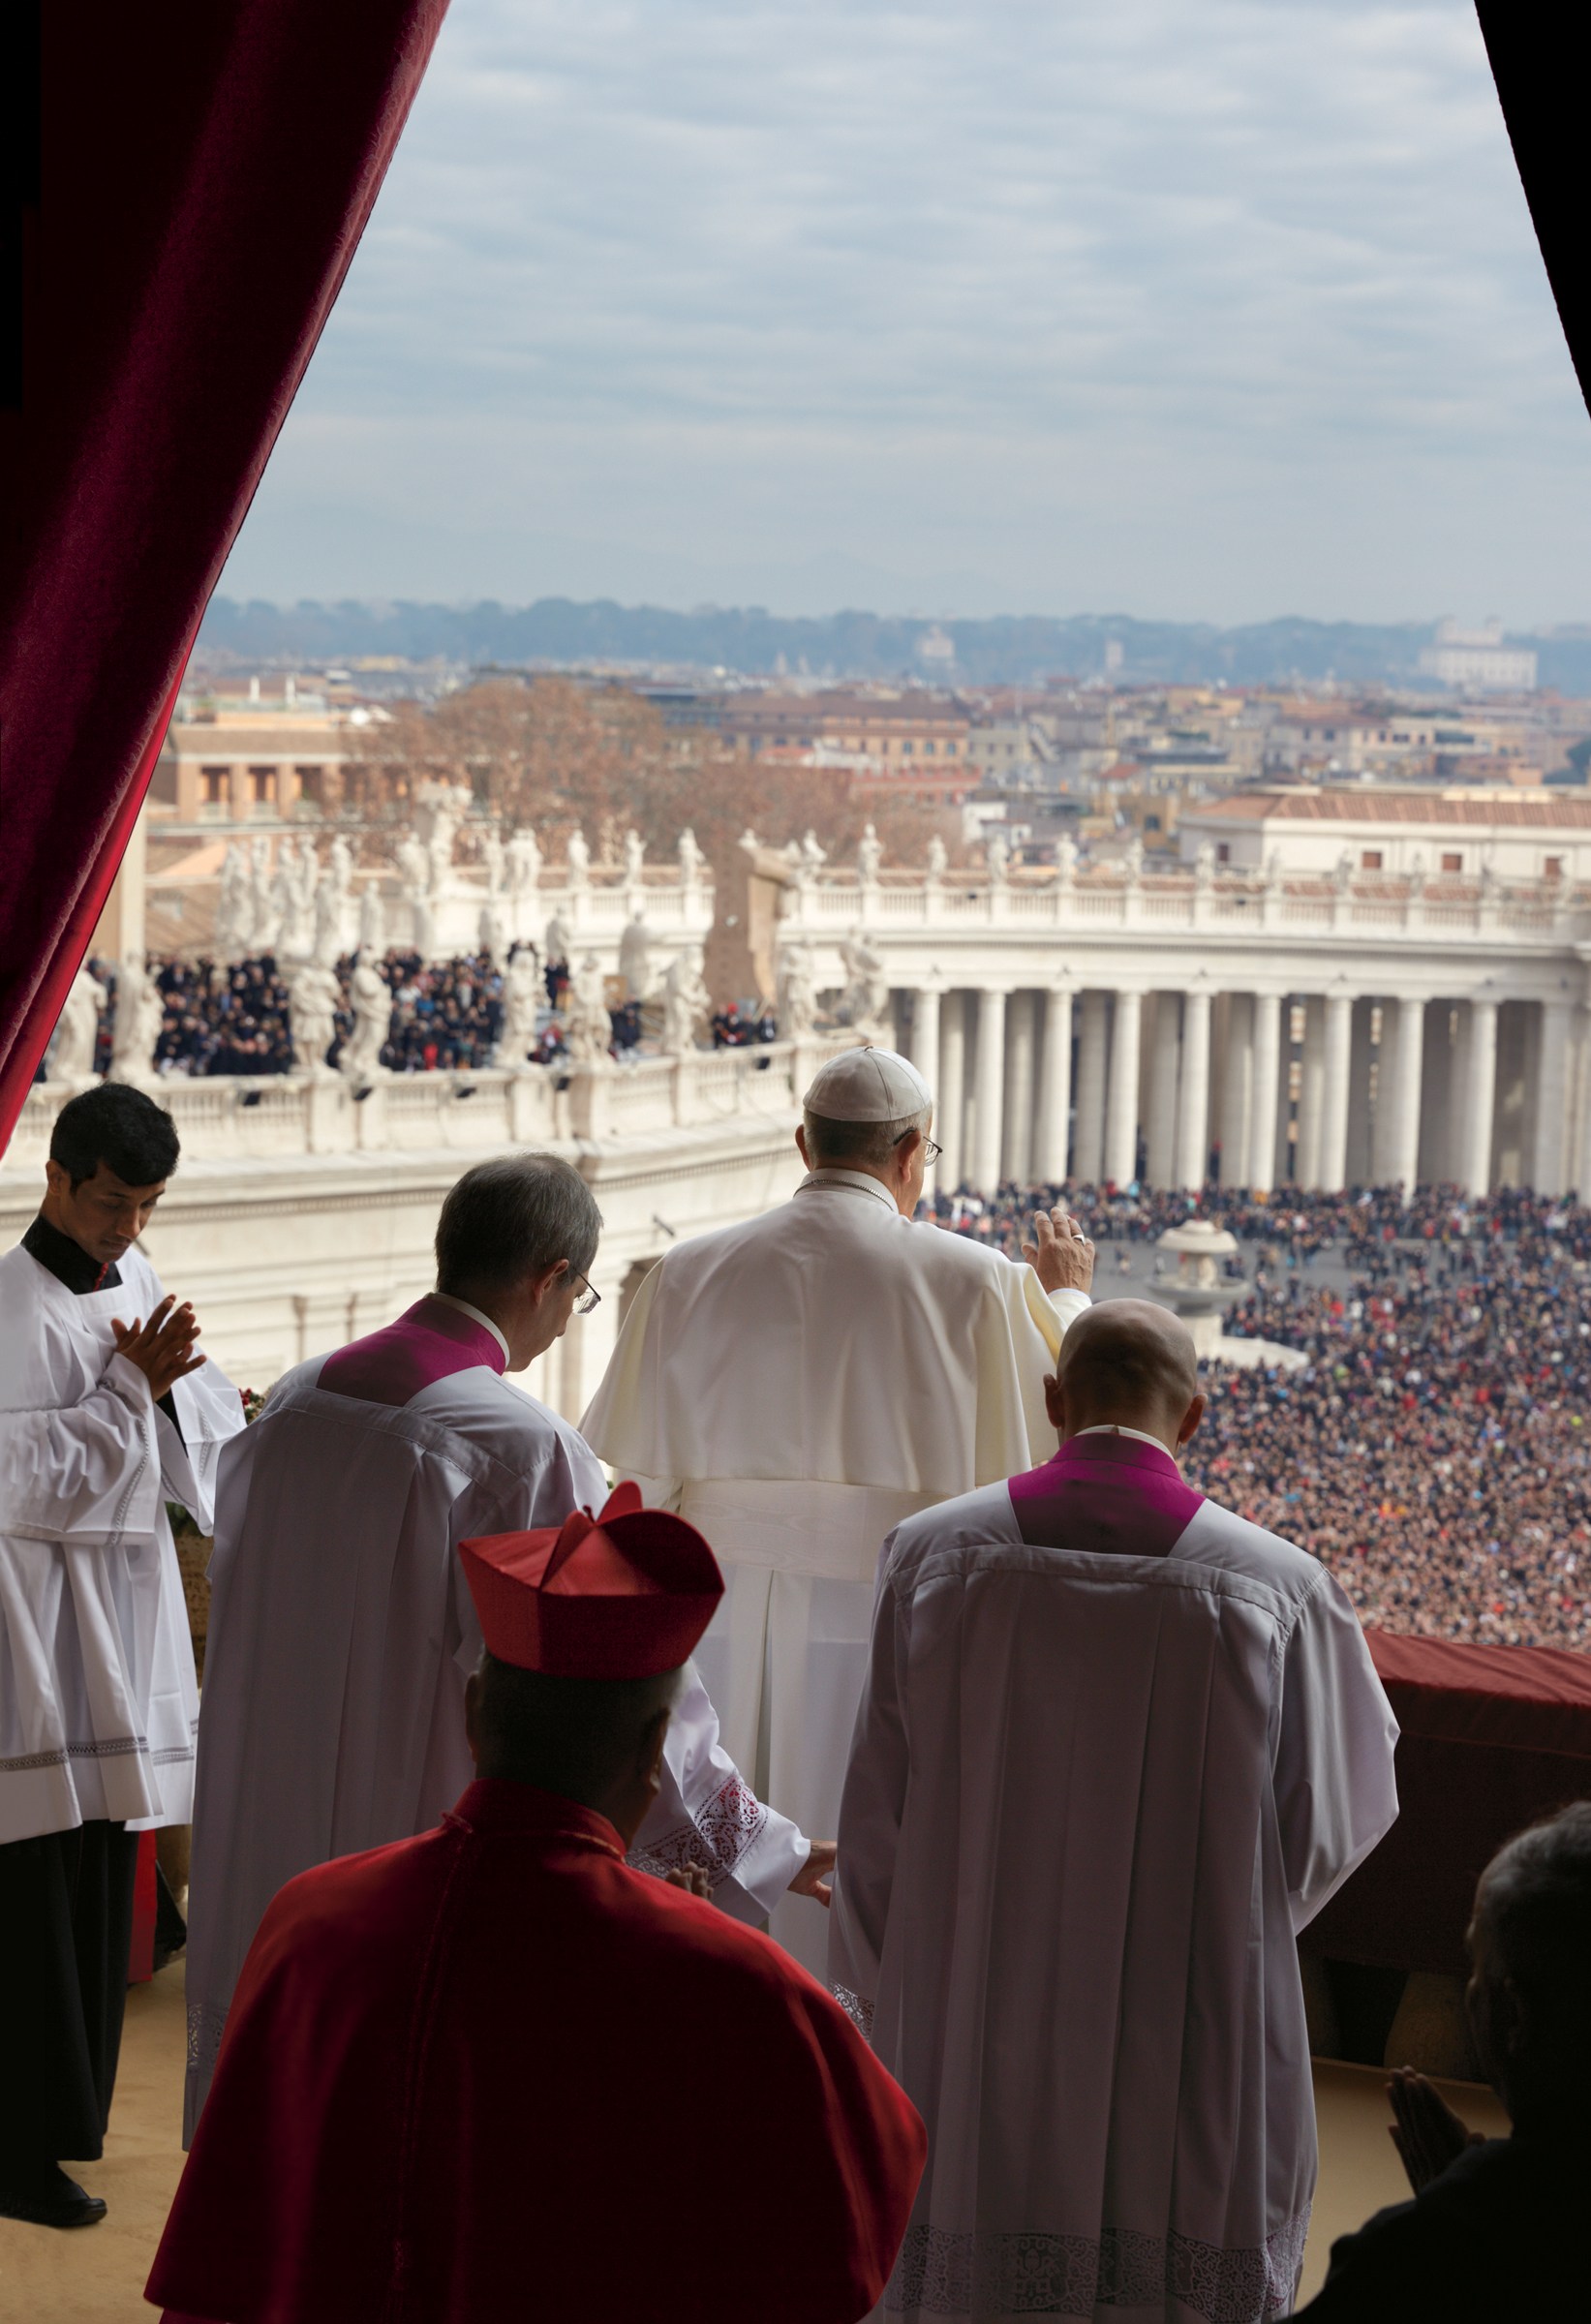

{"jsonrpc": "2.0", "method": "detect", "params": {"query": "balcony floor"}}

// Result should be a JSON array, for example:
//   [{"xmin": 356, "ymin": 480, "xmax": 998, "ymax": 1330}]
[{"xmin": 0, "ymin": 1956, "xmax": 1511, "ymax": 2319}]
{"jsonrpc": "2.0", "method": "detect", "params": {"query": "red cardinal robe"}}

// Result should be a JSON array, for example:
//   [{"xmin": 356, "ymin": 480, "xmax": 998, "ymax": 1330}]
[{"xmin": 147, "ymin": 1778, "xmax": 925, "ymax": 2324}]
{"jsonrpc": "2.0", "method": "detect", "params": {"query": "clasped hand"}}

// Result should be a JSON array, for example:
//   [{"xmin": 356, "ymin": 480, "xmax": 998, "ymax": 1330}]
[{"xmin": 111, "ymin": 1294, "xmax": 208, "ymax": 1399}]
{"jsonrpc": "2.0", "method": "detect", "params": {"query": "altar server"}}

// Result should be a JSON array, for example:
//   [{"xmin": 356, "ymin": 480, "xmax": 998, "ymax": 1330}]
[
  {"xmin": 149, "ymin": 1489, "xmax": 925, "ymax": 2324},
  {"xmin": 184, "ymin": 1152, "xmax": 817, "ymax": 2143},
  {"xmin": 581, "ymin": 1043, "xmax": 1093, "ymax": 1972},
  {"xmin": 829, "ymin": 1301, "xmax": 1400, "ymax": 2324},
  {"xmin": 0, "ymin": 1086, "xmax": 243, "ymax": 2230}
]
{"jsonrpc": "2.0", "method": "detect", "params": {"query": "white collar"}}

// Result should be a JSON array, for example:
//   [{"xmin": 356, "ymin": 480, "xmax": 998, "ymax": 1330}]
[
  {"xmin": 792, "ymin": 1168, "xmax": 900, "ymax": 1214},
  {"xmin": 1076, "ymin": 1422, "xmax": 1177, "ymax": 1454},
  {"xmin": 429, "ymin": 1292, "xmax": 510, "ymax": 1361}
]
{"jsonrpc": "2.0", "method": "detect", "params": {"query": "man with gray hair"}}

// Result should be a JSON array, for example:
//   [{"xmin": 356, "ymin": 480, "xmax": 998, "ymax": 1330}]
[
  {"xmin": 183, "ymin": 1153, "xmax": 814, "ymax": 2143},
  {"xmin": 582, "ymin": 1044, "xmax": 1095, "ymax": 1975}
]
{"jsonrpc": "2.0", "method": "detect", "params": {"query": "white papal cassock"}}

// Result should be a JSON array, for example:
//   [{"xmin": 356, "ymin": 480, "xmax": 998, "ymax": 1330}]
[
  {"xmin": 184, "ymin": 1293, "xmax": 808, "ymax": 2143},
  {"xmin": 0, "ymin": 1237, "xmax": 244, "ymax": 1848},
  {"xmin": 580, "ymin": 1168, "xmax": 1089, "ymax": 1974},
  {"xmin": 828, "ymin": 1429, "xmax": 1400, "ymax": 2324}
]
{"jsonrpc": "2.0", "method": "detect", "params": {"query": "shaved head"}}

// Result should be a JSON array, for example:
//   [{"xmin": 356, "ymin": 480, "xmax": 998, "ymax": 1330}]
[{"xmin": 1047, "ymin": 1300, "xmax": 1203, "ymax": 1453}]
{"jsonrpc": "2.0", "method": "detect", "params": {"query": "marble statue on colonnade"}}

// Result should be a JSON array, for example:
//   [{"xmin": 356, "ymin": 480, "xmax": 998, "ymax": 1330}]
[
  {"xmin": 497, "ymin": 947, "xmax": 542, "ymax": 1070},
  {"xmin": 287, "ymin": 961, "xmax": 341, "ymax": 1079},
  {"xmin": 357, "ymin": 879, "xmax": 385, "ymax": 954},
  {"xmin": 478, "ymin": 902, "xmax": 508, "ymax": 968},
  {"xmin": 311, "ymin": 875, "xmax": 342, "ymax": 968},
  {"xmin": 618, "ymin": 912, "xmax": 655, "ymax": 1001},
  {"xmin": 544, "ymin": 909, "xmax": 571, "ymax": 968},
  {"xmin": 414, "ymin": 779, "xmax": 471, "ymax": 896},
  {"xmin": 506, "ymin": 826, "xmax": 541, "ymax": 900},
  {"xmin": 677, "ymin": 827, "xmax": 702, "ymax": 888},
  {"xmin": 1193, "ymin": 839, "xmax": 1215, "ymax": 891},
  {"xmin": 248, "ymin": 838, "xmax": 274, "ymax": 952},
  {"xmin": 661, "ymin": 946, "xmax": 710, "ymax": 1055},
  {"xmin": 214, "ymin": 843, "xmax": 251, "ymax": 963},
  {"xmin": 1056, "ymin": 832, "xmax": 1078, "ymax": 885},
  {"xmin": 49, "ymin": 965, "xmax": 107, "ymax": 1082},
  {"xmin": 107, "ymin": 956, "xmax": 166, "ymax": 1087},
  {"xmin": 566, "ymin": 829, "xmax": 591, "ymax": 890},
  {"xmin": 776, "ymin": 939, "xmax": 817, "ymax": 1039},
  {"xmin": 624, "ymin": 828, "xmax": 646, "ymax": 883},
  {"xmin": 857, "ymin": 823, "xmax": 883, "ymax": 886},
  {"xmin": 1123, "ymin": 834, "xmax": 1145, "ymax": 883},
  {"xmin": 984, "ymin": 826, "xmax": 1010, "ymax": 886},
  {"xmin": 394, "ymin": 828, "xmax": 429, "ymax": 899},
  {"xmin": 329, "ymin": 833, "xmax": 354, "ymax": 898},
  {"xmin": 338, "ymin": 952, "xmax": 390, "ymax": 1086},
  {"xmin": 801, "ymin": 829, "xmax": 826, "ymax": 877},
  {"xmin": 838, "ymin": 930, "xmax": 891, "ymax": 1038},
  {"xmin": 926, "ymin": 832, "xmax": 947, "ymax": 883},
  {"xmin": 564, "ymin": 953, "xmax": 611, "ymax": 1064},
  {"xmin": 482, "ymin": 824, "xmax": 505, "ymax": 898}
]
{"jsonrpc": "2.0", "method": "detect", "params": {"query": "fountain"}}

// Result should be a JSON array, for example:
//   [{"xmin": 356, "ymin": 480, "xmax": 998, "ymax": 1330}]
[{"xmin": 1151, "ymin": 1219, "xmax": 1306, "ymax": 1372}]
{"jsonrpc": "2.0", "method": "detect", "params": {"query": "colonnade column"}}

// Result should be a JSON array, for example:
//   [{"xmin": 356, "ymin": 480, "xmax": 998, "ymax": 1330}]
[
  {"xmin": 1296, "ymin": 998, "xmax": 1326, "ymax": 1188},
  {"xmin": 1249, "ymin": 993, "xmax": 1281, "ymax": 1195},
  {"xmin": 1220, "ymin": 994, "xmax": 1254, "ymax": 1187},
  {"xmin": 1103, "ymin": 990, "xmax": 1142, "ymax": 1186},
  {"xmin": 938, "ymin": 994, "xmax": 966, "ymax": 1191},
  {"xmin": 1534, "ymin": 997, "xmax": 1571, "ymax": 1197},
  {"xmin": 1146, "ymin": 996, "xmax": 1180, "ymax": 1189},
  {"xmin": 1319, "ymin": 991, "xmax": 1354, "ymax": 1194},
  {"xmin": 1462, "ymin": 997, "xmax": 1498, "ymax": 1196},
  {"xmin": 1075, "ymin": 992, "xmax": 1108, "ymax": 1183},
  {"xmin": 912, "ymin": 986, "xmax": 942, "ymax": 1197},
  {"xmin": 1388, "ymin": 996, "xmax": 1424, "ymax": 1197},
  {"xmin": 1032, "ymin": 986, "xmax": 1073, "ymax": 1183},
  {"xmin": 1003, "ymin": 992, "xmax": 1035, "ymax": 1183},
  {"xmin": 972, "ymin": 988, "xmax": 1007, "ymax": 1195},
  {"xmin": 1175, "ymin": 989, "xmax": 1210, "ymax": 1190}
]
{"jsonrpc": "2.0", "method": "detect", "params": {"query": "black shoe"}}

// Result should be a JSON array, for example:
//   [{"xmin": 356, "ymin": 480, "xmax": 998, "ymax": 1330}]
[{"xmin": 0, "ymin": 2164, "xmax": 107, "ymax": 2228}]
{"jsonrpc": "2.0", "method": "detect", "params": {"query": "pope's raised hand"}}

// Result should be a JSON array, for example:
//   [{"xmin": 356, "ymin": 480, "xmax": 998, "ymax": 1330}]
[
  {"xmin": 1025, "ymin": 1206, "xmax": 1095, "ymax": 1296},
  {"xmin": 111, "ymin": 1295, "xmax": 209, "ymax": 1398}
]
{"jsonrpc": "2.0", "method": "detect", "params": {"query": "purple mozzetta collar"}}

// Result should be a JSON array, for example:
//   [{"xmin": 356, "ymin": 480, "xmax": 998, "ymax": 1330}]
[
  {"xmin": 317, "ymin": 1296, "xmax": 506, "ymax": 1410},
  {"xmin": 1008, "ymin": 1431, "xmax": 1204, "ymax": 1559}
]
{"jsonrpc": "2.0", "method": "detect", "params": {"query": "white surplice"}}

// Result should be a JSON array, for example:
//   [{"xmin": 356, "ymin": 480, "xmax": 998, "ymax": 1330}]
[
  {"xmin": 580, "ymin": 1170, "xmax": 1089, "ymax": 1974},
  {"xmin": 0, "ymin": 1240, "xmax": 244, "ymax": 1846},
  {"xmin": 828, "ymin": 1466, "xmax": 1400, "ymax": 2324},
  {"xmin": 184, "ymin": 1294, "xmax": 805, "ymax": 2141}
]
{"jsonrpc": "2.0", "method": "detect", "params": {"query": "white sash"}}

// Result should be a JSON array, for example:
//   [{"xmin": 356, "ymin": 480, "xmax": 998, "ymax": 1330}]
[{"xmin": 680, "ymin": 1477, "xmax": 938, "ymax": 1584}]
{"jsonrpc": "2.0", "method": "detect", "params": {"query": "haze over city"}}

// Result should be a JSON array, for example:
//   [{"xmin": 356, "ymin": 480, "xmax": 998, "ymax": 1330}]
[{"xmin": 216, "ymin": 0, "xmax": 1591, "ymax": 627}]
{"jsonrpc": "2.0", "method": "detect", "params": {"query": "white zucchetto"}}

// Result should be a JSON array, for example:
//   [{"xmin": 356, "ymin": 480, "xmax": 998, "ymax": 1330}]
[{"xmin": 802, "ymin": 1045, "xmax": 932, "ymax": 1122}]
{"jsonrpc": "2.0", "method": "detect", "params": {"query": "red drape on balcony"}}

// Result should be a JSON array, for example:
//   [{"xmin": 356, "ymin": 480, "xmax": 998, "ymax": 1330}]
[{"xmin": 0, "ymin": 0, "xmax": 451, "ymax": 1149}]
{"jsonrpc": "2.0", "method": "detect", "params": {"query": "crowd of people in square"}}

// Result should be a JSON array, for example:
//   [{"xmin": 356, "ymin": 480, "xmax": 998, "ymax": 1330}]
[{"xmin": 936, "ymin": 1178, "xmax": 1591, "ymax": 1653}]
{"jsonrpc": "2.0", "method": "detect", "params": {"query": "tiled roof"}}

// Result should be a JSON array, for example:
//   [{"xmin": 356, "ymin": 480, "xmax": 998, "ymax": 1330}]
[{"xmin": 1194, "ymin": 790, "xmax": 1591, "ymax": 828}]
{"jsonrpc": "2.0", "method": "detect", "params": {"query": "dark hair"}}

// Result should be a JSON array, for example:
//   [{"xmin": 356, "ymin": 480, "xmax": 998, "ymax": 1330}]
[
  {"xmin": 435, "ymin": 1153, "xmax": 600, "ymax": 1297},
  {"xmin": 1478, "ymin": 1802, "xmax": 1591, "ymax": 2053},
  {"xmin": 472, "ymin": 1651, "xmax": 680, "ymax": 1796},
  {"xmin": 49, "ymin": 1084, "xmax": 180, "ymax": 1191}
]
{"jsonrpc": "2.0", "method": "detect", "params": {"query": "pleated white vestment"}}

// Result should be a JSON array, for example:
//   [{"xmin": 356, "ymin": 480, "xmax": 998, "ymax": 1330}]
[
  {"xmin": 184, "ymin": 1293, "xmax": 807, "ymax": 2142},
  {"xmin": 0, "ymin": 1238, "xmax": 244, "ymax": 1848},
  {"xmin": 580, "ymin": 1168, "xmax": 1090, "ymax": 1973},
  {"xmin": 828, "ymin": 1429, "xmax": 1400, "ymax": 2324}
]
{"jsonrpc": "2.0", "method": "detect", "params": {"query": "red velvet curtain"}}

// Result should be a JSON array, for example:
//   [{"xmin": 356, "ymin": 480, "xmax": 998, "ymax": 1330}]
[{"xmin": 0, "ymin": 1, "xmax": 451, "ymax": 1148}]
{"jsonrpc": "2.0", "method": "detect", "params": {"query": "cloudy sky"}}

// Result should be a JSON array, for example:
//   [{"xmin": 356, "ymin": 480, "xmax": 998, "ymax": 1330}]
[{"xmin": 217, "ymin": 0, "xmax": 1591, "ymax": 626}]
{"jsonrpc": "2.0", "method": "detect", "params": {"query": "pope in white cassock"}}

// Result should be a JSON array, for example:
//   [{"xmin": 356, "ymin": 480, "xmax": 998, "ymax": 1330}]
[
  {"xmin": 828, "ymin": 1300, "xmax": 1401, "ymax": 2324},
  {"xmin": 0, "ymin": 1086, "xmax": 244, "ymax": 2231},
  {"xmin": 581, "ymin": 1044, "xmax": 1096, "ymax": 1974},
  {"xmin": 183, "ymin": 1152, "xmax": 822, "ymax": 2145}
]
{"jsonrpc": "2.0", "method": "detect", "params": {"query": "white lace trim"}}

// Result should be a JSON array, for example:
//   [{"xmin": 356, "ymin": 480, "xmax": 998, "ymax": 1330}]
[
  {"xmin": 831, "ymin": 1984, "xmax": 876, "ymax": 2039},
  {"xmin": 627, "ymin": 1773, "xmax": 769, "ymax": 1889},
  {"xmin": 886, "ymin": 2208, "xmax": 1310, "ymax": 2322}
]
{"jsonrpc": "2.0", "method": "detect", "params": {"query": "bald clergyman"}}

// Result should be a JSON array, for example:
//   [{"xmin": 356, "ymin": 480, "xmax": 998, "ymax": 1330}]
[
  {"xmin": 829, "ymin": 1300, "xmax": 1402, "ymax": 2324},
  {"xmin": 581, "ymin": 1044, "xmax": 1094, "ymax": 1976}
]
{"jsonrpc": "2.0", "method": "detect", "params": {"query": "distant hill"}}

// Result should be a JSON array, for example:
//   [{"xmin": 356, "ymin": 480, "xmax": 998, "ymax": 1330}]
[{"xmin": 196, "ymin": 596, "xmax": 1591, "ymax": 694}]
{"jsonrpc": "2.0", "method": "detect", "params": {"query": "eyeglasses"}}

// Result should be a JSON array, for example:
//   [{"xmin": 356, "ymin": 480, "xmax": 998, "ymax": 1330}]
[
  {"xmin": 893, "ymin": 1129, "xmax": 942, "ymax": 1165},
  {"xmin": 569, "ymin": 1271, "xmax": 601, "ymax": 1316}
]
